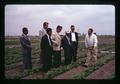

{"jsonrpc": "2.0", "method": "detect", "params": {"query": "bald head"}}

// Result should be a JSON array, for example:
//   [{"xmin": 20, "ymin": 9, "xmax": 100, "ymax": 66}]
[{"xmin": 43, "ymin": 22, "xmax": 49, "ymax": 30}]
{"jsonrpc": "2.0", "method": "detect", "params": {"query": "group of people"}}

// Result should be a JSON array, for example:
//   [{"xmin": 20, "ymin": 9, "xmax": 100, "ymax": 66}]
[
  {"xmin": 39, "ymin": 22, "xmax": 79, "ymax": 72},
  {"xmin": 19, "ymin": 22, "xmax": 98, "ymax": 73}
]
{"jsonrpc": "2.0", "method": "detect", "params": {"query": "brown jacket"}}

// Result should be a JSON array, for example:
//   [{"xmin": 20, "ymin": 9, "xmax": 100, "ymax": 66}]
[{"xmin": 51, "ymin": 31, "xmax": 61, "ymax": 51}]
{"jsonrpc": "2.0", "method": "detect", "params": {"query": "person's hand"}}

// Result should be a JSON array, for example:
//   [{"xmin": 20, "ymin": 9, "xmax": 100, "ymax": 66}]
[
  {"xmin": 54, "ymin": 43, "xmax": 58, "ymax": 47},
  {"xmin": 60, "ymin": 47, "xmax": 63, "ymax": 51},
  {"xmin": 92, "ymin": 46, "xmax": 95, "ymax": 50}
]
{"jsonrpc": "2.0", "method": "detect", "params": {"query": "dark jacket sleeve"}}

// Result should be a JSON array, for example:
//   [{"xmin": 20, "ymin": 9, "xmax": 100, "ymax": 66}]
[
  {"xmin": 20, "ymin": 37, "xmax": 31, "ymax": 49},
  {"xmin": 61, "ymin": 36, "xmax": 67, "ymax": 49},
  {"xmin": 41, "ymin": 36, "xmax": 47, "ymax": 50},
  {"xmin": 76, "ymin": 32, "xmax": 79, "ymax": 43},
  {"xmin": 41, "ymin": 36, "xmax": 45, "ymax": 50},
  {"xmin": 61, "ymin": 37, "xmax": 64, "ymax": 49},
  {"xmin": 68, "ymin": 33, "xmax": 71, "ymax": 40}
]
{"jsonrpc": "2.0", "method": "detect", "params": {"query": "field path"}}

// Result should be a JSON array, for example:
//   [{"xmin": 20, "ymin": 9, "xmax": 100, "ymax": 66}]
[
  {"xmin": 53, "ymin": 66, "xmax": 86, "ymax": 79},
  {"xmin": 5, "ymin": 43, "xmax": 38, "ymax": 48},
  {"xmin": 53, "ymin": 60, "xmax": 115, "ymax": 79},
  {"xmin": 6, "ymin": 58, "xmax": 40, "ymax": 70},
  {"xmin": 5, "ymin": 65, "xmax": 24, "ymax": 77},
  {"xmin": 22, "ymin": 72, "xmax": 45, "ymax": 79},
  {"xmin": 5, "ymin": 58, "xmax": 40, "ymax": 77},
  {"xmin": 85, "ymin": 60, "xmax": 115, "ymax": 79}
]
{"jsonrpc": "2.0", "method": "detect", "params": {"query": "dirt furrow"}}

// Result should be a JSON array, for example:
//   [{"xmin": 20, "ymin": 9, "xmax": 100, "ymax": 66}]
[
  {"xmin": 53, "ymin": 66, "xmax": 86, "ymax": 79},
  {"xmin": 85, "ymin": 60, "xmax": 115, "ymax": 79}
]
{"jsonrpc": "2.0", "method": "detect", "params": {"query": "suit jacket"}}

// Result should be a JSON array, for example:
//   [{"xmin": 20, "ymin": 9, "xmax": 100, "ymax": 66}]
[
  {"xmin": 20, "ymin": 35, "xmax": 31, "ymax": 55},
  {"xmin": 61, "ymin": 36, "xmax": 73, "ymax": 58},
  {"xmin": 41, "ymin": 34, "xmax": 53, "ymax": 62},
  {"xmin": 69, "ymin": 32, "xmax": 78, "ymax": 45},
  {"xmin": 61, "ymin": 36, "xmax": 72, "ymax": 50},
  {"xmin": 51, "ymin": 31, "xmax": 61, "ymax": 51}
]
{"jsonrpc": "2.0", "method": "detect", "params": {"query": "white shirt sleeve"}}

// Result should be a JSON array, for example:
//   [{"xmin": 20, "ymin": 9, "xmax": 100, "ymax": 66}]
[
  {"xmin": 39, "ymin": 29, "xmax": 46, "ymax": 39},
  {"xmin": 93, "ymin": 35, "xmax": 98, "ymax": 47},
  {"xmin": 39, "ymin": 30, "xmax": 42, "ymax": 39},
  {"xmin": 85, "ymin": 35, "xmax": 88, "ymax": 48}
]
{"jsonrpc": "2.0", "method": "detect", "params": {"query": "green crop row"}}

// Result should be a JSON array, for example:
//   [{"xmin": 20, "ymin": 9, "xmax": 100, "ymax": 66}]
[
  {"xmin": 73, "ymin": 54, "xmax": 115, "ymax": 79},
  {"xmin": 5, "ymin": 51, "xmax": 114, "ymax": 79}
]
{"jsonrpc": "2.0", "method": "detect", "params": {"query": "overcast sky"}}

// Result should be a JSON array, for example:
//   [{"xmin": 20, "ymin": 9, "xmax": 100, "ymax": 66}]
[{"xmin": 5, "ymin": 5, "xmax": 115, "ymax": 36}]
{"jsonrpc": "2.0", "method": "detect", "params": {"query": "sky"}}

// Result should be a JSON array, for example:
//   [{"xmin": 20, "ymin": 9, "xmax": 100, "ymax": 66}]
[{"xmin": 5, "ymin": 5, "xmax": 115, "ymax": 36}]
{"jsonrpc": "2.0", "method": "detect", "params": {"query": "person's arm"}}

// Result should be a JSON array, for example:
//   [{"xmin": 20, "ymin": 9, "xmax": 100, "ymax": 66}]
[
  {"xmin": 51, "ymin": 33, "xmax": 59, "ymax": 46},
  {"xmin": 68, "ymin": 33, "xmax": 71, "ymax": 40},
  {"xmin": 39, "ymin": 30, "xmax": 43, "ymax": 39},
  {"xmin": 76, "ymin": 32, "xmax": 79, "ymax": 45},
  {"xmin": 60, "ymin": 40, "xmax": 63, "ymax": 51},
  {"xmin": 61, "ymin": 37, "xmax": 65, "ymax": 49},
  {"xmin": 41, "ymin": 36, "xmax": 47, "ymax": 50},
  {"xmin": 20, "ymin": 37, "xmax": 32, "ymax": 49},
  {"xmin": 93, "ymin": 35, "xmax": 98, "ymax": 48},
  {"xmin": 85, "ymin": 35, "xmax": 88, "ymax": 48}
]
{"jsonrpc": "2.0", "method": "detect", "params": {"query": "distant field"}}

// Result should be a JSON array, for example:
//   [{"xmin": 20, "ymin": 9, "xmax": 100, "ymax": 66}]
[{"xmin": 5, "ymin": 35, "xmax": 115, "ymax": 79}]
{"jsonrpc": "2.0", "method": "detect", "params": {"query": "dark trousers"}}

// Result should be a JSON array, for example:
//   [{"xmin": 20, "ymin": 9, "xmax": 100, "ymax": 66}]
[
  {"xmin": 40, "ymin": 51, "xmax": 43, "ymax": 64},
  {"xmin": 22, "ymin": 50, "xmax": 32, "ymax": 70},
  {"xmin": 42, "ymin": 54, "xmax": 52, "ymax": 72},
  {"xmin": 71, "ymin": 42, "xmax": 78, "ymax": 62},
  {"xmin": 64, "ymin": 46, "xmax": 72, "ymax": 65},
  {"xmin": 53, "ymin": 51, "xmax": 61, "ymax": 68}
]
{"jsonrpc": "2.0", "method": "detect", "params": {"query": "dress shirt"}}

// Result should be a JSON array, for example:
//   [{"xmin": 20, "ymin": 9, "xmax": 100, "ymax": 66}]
[
  {"xmin": 85, "ymin": 33, "xmax": 98, "ymax": 48},
  {"xmin": 71, "ymin": 32, "xmax": 76, "ymax": 42},
  {"xmin": 39, "ymin": 28, "xmax": 47, "ymax": 39}
]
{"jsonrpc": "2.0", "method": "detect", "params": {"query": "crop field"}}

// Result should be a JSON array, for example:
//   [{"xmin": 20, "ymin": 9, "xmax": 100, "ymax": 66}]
[{"xmin": 5, "ymin": 35, "xmax": 115, "ymax": 79}]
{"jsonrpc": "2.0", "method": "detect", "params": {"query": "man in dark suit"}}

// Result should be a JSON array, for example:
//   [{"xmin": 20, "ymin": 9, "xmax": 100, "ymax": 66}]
[
  {"xmin": 69, "ymin": 25, "xmax": 79, "ymax": 62},
  {"xmin": 20, "ymin": 27, "xmax": 32, "ymax": 70},
  {"xmin": 39, "ymin": 22, "xmax": 49, "ymax": 66},
  {"xmin": 40, "ymin": 28, "xmax": 53, "ymax": 72},
  {"xmin": 62, "ymin": 31, "xmax": 72, "ymax": 65}
]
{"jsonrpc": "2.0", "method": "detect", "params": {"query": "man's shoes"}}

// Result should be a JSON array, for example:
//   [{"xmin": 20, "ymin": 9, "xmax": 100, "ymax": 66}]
[
  {"xmin": 40, "ymin": 71, "xmax": 46, "ymax": 77},
  {"xmin": 82, "ymin": 64, "xmax": 88, "ymax": 68}
]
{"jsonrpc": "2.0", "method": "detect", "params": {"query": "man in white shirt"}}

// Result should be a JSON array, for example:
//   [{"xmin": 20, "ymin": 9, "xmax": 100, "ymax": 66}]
[
  {"xmin": 39, "ymin": 22, "xmax": 49, "ymax": 66},
  {"xmin": 69, "ymin": 25, "xmax": 78, "ymax": 62},
  {"xmin": 83, "ymin": 28, "xmax": 98, "ymax": 67},
  {"xmin": 51, "ymin": 25, "xmax": 62, "ymax": 68}
]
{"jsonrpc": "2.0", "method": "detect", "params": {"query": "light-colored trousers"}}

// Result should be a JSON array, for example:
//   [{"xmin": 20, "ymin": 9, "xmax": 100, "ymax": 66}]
[{"xmin": 85, "ymin": 47, "xmax": 98, "ymax": 66}]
